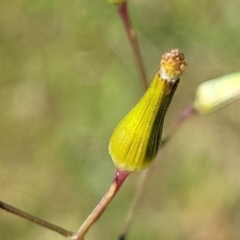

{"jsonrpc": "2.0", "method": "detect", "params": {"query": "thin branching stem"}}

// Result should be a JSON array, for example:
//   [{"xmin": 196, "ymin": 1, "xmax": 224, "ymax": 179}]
[
  {"xmin": 117, "ymin": 168, "xmax": 152, "ymax": 240},
  {"xmin": 72, "ymin": 169, "xmax": 129, "ymax": 240},
  {"xmin": 117, "ymin": 2, "xmax": 148, "ymax": 90},
  {"xmin": 0, "ymin": 200, "xmax": 74, "ymax": 238}
]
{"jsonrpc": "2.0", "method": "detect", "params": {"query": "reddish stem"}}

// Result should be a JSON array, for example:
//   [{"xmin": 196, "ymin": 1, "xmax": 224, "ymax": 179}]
[
  {"xmin": 117, "ymin": 2, "xmax": 148, "ymax": 90},
  {"xmin": 72, "ymin": 169, "xmax": 130, "ymax": 240}
]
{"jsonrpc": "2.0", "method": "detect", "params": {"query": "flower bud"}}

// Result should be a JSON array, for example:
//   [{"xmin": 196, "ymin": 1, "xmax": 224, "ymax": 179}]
[
  {"xmin": 194, "ymin": 72, "xmax": 240, "ymax": 114},
  {"xmin": 109, "ymin": 49, "xmax": 187, "ymax": 171}
]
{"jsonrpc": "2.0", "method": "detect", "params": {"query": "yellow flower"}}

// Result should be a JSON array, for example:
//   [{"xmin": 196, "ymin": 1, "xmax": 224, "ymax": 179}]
[
  {"xmin": 194, "ymin": 72, "xmax": 240, "ymax": 114},
  {"xmin": 109, "ymin": 49, "xmax": 187, "ymax": 171}
]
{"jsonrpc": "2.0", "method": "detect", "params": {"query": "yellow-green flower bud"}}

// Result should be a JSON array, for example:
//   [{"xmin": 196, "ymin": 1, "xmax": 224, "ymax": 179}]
[
  {"xmin": 194, "ymin": 72, "xmax": 240, "ymax": 114},
  {"xmin": 109, "ymin": 49, "xmax": 187, "ymax": 172}
]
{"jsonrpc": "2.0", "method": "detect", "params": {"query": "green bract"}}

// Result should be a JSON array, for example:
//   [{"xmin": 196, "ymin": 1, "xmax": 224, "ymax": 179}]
[
  {"xmin": 109, "ymin": 50, "xmax": 187, "ymax": 172},
  {"xmin": 194, "ymin": 72, "xmax": 240, "ymax": 114}
]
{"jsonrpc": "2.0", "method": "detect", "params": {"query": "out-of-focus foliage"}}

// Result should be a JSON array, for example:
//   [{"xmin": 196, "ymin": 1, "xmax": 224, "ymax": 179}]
[{"xmin": 0, "ymin": 0, "xmax": 240, "ymax": 240}]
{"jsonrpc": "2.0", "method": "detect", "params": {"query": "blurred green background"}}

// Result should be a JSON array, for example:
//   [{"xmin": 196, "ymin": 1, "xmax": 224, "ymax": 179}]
[{"xmin": 0, "ymin": 0, "xmax": 240, "ymax": 239}]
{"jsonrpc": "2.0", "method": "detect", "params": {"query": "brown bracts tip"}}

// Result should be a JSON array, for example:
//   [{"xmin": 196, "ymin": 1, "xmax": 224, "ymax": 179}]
[{"xmin": 159, "ymin": 49, "xmax": 187, "ymax": 82}]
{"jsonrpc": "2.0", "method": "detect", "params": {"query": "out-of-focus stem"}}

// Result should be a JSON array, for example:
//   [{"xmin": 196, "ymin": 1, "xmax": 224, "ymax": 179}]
[
  {"xmin": 117, "ymin": 105, "xmax": 197, "ymax": 240},
  {"xmin": 117, "ymin": 2, "xmax": 148, "ymax": 90},
  {"xmin": 161, "ymin": 105, "xmax": 197, "ymax": 146},
  {"xmin": 72, "ymin": 169, "xmax": 129, "ymax": 240},
  {"xmin": 0, "ymin": 200, "xmax": 74, "ymax": 238},
  {"xmin": 117, "ymin": 168, "xmax": 152, "ymax": 240}
]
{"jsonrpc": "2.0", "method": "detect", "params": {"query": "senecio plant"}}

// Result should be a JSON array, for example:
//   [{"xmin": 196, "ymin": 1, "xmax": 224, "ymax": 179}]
[
  {"xmin": 72, "ymin": 49, "xmax": 187, "ymax": 240},
  {"xmin": 110, "ymin": 50, "xmax": 186, "ymax": 172},
  {"xmin": 1, "ymin": 0, "xmax": 240, "ymax": 240},
  {"xmin": 0, "ymin": 49, "xmax": 186, "ymax": 240}
]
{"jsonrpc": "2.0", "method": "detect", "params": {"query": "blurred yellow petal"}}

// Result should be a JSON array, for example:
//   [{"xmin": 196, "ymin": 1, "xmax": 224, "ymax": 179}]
[
  {"xmin": 109, "ymin": 49, "xmax": 187, "ymax": 172},
  {"xmin": 194, "ymin": 72, "xmax": 240, "ymax": 114}
]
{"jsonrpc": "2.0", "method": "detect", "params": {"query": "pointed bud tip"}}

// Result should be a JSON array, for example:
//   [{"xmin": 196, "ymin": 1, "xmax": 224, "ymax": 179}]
[{"xmin": 160, "ymin": 49, "xmax": 187, "ymax": 82}]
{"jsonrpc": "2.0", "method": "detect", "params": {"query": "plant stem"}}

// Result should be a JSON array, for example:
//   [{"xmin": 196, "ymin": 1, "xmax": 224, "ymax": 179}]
[
  {"xmin": 0, "ymin": 200, "xmax": 74, "ymax": 238},
  {"xmin": 117, "ymin": 2, "xmax": 148, "ymax": 90},
  {"xmin": 117, "ymin": 105, "xmax": 197, "ymax": 240},
  {"xmin": 71, "ymin": 169, "xmax": 130, "ymax": 240},
  {"xmin": 117, "ymin": 168, "xmax": 152, "ymax": 240}
]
